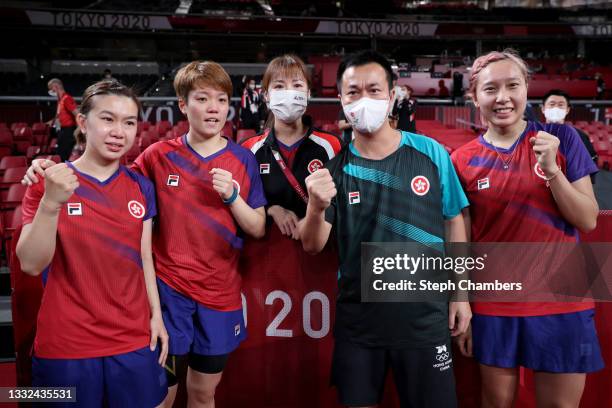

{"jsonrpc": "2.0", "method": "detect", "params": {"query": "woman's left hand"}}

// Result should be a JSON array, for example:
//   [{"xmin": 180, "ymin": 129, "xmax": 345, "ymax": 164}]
[
  {"xmin": 150, "ymin": 313, "xmax": 169, "ymax": 366},
  {"xmin": 529, "ymin": 131, "xmax": 560, "ymax": 176}
]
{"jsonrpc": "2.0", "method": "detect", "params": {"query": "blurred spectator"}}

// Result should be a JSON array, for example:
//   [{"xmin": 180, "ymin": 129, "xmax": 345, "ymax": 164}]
[
  {"xmin": 47, "ymin": 78, "xmax": 78, "ymax": 161},
  {"xmin": 438, "ymin": 79, "xmax": 449, "ymax": 97},
  {"xmin": 542, "ymin": 89, "xmax": 598, "ymax": 169},
  {"xmin": 392, "ymin": 85, "xmax": 417, "ymax": 133},
  {"xmin": 452, "ymin": 71, "xmax": 464, "ymax": 105},
  {"xmin": 240, "ymin": 76, "xmax": 263, "ymax": 132}
]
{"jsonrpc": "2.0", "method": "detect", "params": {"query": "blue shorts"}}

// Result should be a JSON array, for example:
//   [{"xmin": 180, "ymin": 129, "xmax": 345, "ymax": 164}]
[
  {"xmin": 157, "ymin": 278, "xmax": 246, "ymax": 356},
  {"xmin": 32, "ymin": 346, "xmax": 167, "ymax": 408},
  {"xmin": 472, "ymin": 309, "xmax": 604, "ymax": 373}
]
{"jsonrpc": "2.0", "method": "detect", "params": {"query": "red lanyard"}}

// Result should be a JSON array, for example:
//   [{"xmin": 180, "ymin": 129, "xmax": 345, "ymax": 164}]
[{"xmin": 271, "ymin": 149, "xmax": 309, "ymax": 204}]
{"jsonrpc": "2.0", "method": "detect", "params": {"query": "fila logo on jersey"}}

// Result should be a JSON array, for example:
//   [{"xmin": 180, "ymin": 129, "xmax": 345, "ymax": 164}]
[
  {"xmin": 308, "ymin": 159, "xmax": 324, "ymax": 174},
  {"xmin": 348, "ymin": 191, "xmax": 360, "ymax": 205},
  {"xmin": 167, "ymin": 174, "xmax": 180, "ymax": 187},
  {"xmin": 67, "ymin": 203, "xmax": 82, "ymax": 216},
  {"xmin": 128, "ymin": 200, "xmax": 145, "ymax": 219},
  {"xmin": 411, "ymin": 176, "xmax": 430, "ymax": 196},
  {"xmin": 260, "ymin": 163, "xmax": 270, "ymax": 174},
  {"xmin": 477, "ymin": 177, "xmax": 490, "ymax": 190}
]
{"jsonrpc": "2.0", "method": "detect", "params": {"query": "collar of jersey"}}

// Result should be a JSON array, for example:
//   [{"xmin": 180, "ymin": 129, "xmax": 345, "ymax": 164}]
[
  {"xmin": 266, "ymin": 125, "xmax": 312, "ymax": 151},
  {"xmin": 349, "ymin": 131, "xmax": 409, "ymax": 159},
  {"xmin": 183, "ymin": 134, "xmax": 230, "ymax": 163},
  {"xmin": 478, "ymin": 121, "xmax": 532, "ymax": 154},
  {"xmin": 66, "ymin": 161, "xmax": 123, "ymax": 186}
]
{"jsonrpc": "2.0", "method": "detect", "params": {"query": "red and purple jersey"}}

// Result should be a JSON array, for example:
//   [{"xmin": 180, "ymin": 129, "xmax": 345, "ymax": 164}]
[
  {"xmin": 451, "ymin": 121, "xmax": 598, "ymax": 316},
  {"xmin": 133, "ymin": 135, "xmax": 266, "ymax": 311},
  {"xmin": 22, "ymin": 163, "xmax": 156, "ymax": 359}
]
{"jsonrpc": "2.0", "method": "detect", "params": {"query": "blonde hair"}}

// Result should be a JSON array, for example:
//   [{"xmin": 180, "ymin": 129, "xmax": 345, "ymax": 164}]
[
  {"xmin": 466, "ymin": 48, "xmax": 530, "ymax": 101},
  {"xmin": 173, "ymin": 61, "xmax": 233, "ymax": 102}
]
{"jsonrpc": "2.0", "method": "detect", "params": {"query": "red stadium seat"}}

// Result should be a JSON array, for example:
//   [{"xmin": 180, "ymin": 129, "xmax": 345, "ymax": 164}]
[
  {"xmin": 26, "ymin": 146, "xmax": 42, "ymax": 161},
  {"xmin": 14, "ymin": 127, "xmax": 33, "ymax": 142},
  {"xmin": 139, "ymin": 131, "xmax": 154, "ymax": 150},
  {"xmin": 0, "ymin": 130, "xmax": 12, "ymax": 146},
  {"xmin": 0, "ymin": 167, "xmax": 27, "ymax": 189},
  {"xmin": 45, "ymin": 138, "xmax": 58, "ymax": 154},
  {"xmin": 155, "ymin": 120, "xmax": 172, "ymax": 135},
  {"xmin": 10, "ymin": 123, "xmax": 27, "ymax": 133},
  {"xmin": 0, "ymin": 156, "xmax": 27, "ymax": 176},
  {"xmin": 222, "ymin": 122, "xmax": 235, "ymax": 140},
  {"xmin": 236, "ymin": 129, "xmax": 256, "ymax": 143},
  {"xmin": 1, "ymin": 184, "xmax": 27, "ymax": 210},
  {"xmin": 14, "ymin": 141, "xmax": 32, "ymax": 155}
]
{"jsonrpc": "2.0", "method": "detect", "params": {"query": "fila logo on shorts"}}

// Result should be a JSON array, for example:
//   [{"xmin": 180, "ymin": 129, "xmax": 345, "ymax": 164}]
[
  {"xmin": 234, "ymin": 324, "xmax": 241, "ymax": 336},
  {"xmin": 477, "ymin": 177, "xmax": 490, "ymax": 190},
  {"xmin": 128, "ymin": 200, "xmax": 145, "ymax": 219},
  {"xmin": 167, "ymin": 174, "xmax": 180, "ymax": 187},
  {"xmin": 260, "ymin": 163, "xmax": 270, "ymax": 174},
  {"xmin": 308, "ymin": 159, "xmax": 324, "ymax": 174},
  {"xmin": 411, "ymin": 175, "xmax": 430, "ymax": 196},
  {"xmin": 67, "ymin": 202, "xmax": 82, "ymax": 216},
  {"xmin": 348, "ymin": 191, "xmax": 360, "ymax": 205}
]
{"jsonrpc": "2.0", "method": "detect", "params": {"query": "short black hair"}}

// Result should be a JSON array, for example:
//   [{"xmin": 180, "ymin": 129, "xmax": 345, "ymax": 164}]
[
  {"xmin": 336, "ymin": 50, "xmax": 394, "ymax": 92},
  {"xmin": 542, "ymin": 89, "xmax": 571, "ymax": 106}
]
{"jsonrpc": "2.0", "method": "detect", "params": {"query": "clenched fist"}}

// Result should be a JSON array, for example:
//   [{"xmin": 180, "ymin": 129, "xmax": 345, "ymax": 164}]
[
  {"xmin": 42, "ymin": 163, "xmax": 79, "ymax": 209},
  {"xmin": 210, "ymin": 168, "xmax": 235, "ymax": 201},
  {"xmin": 529, "ymin": 131, "xmax": 560, "ymax": 176},
  {"xmin": 305, "ymin": 168, "xmax": 337, "ymax": 212}
]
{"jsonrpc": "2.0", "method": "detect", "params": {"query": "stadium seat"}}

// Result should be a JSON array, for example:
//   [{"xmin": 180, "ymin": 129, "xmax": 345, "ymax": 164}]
[
  {"xmin": 236, "ymin": 129, "xmax": 256, "ymax": 143},
  {"xmin": 1, "ymin": 184, "xmax": 26, "ymax": 210},
  {"xmin": 222, "ymin": 122, "xmax": 235, "ymax": 140},
  {"xmin": 123, "ymin": 143, "xmax": 141, "ymax": 164},
  {"xmin": 13, "ymin": 141, "xmax": 32, "ymax": 155},
  {"xmin": 14, "ymin": 127, "xmax": 33, "ymax": 142},
  {"xmin": 0, "ymin": 167, "xmax": 27, "ymax": 189},
  {"xmin": 0, "ymin": 156, "xmax": 27, "ymax": 177},
  {"xmin": 155, "ymin": 120, "xmax": 172, "ymax": 135},
  {"xmin": 139, "ymin": 131, "xmax": 154, "ymax": 150},
  {"xmin": 45, "ymin": 138, "xmax": 58, "ymax": 154},
  {"xmin": 25, "ymin": 146, "xmax": 41, "ymax": 162}
]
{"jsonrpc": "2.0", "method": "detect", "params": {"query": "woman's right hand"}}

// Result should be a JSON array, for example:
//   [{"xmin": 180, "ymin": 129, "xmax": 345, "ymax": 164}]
[
  {"xmin": 21, "ymin": 159, "xmax": 57, "ymax": 186},
  {"xmin": 41, "ymin": 163, "xmax": 79, "ymax": 209},
  {"xmin": 268, "ymin": 205, "xmax": 300, "ymax": 239}
]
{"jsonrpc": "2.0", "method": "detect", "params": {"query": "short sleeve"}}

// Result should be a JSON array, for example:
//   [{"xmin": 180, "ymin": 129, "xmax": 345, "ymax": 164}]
[
  {"xmin": 22, "ymin": 182, "xmax": 45, "ymax": 225},
  {"xmin": 438, "ymin": 147, "xmax": 469, "ymax": 219},
  {"xmin": 132, "ymin": 147, "xmax": 153, "ymax": 178},
  {"xmin": 244, "ymin": 152, "xmax": 267, "ymax": 209},
  {"xmin": 554, "ymin": 124, "xmax": 599, "ymax": 182},
  {"xmin": 64, "ymin": 95, "xmax": 77, "ymax": 112},
  {"xmin": 125, "ymin": 168, "xmax": 157, "ymax": 221}
]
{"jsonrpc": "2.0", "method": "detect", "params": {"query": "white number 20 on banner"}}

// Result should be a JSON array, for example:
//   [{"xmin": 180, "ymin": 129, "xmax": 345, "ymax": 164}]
[{"xmin": 241, "ymin": 291, "xmax": 331, "ymax": 339}]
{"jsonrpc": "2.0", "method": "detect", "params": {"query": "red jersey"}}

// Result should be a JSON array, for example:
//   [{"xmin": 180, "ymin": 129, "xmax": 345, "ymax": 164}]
[
  {"xmin": 133, "ymin": 135, "xmax": 266, "ymax": 311},
  {"xmin": 57, "ymin": 93, "xmax": 77, "ymax": 127},
  {"xmin": 22, "ymin": 164, "xmax": 156, "ymax": 358},
  {"xmin": 451, "ymin": 121, "xmax": 599, "ymax": 316}
]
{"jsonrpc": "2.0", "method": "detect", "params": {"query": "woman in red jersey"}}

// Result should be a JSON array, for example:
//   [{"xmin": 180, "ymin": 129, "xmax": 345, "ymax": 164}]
[{"xmin": 451, "ymin": 49, "xmax": 602, "ymax": 408}]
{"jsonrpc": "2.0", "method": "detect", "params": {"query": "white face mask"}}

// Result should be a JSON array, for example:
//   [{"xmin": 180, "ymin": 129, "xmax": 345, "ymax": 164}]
[
  {"xmin": 396, "ymin": 88, "xmax": 407, "ymax": 99},
  {"xmin": 343, "ymin": 97, "xmax": 389, "ymax": 134},
  {"xmin": 268, "ymin": 90, "xmax": 308, "ymax": 123},
  {"xmin": 248, "ymin": 83, "xmax": 256, "ymax": 90},
  {"xmin": 543, "ymin": 107, "xmax": 567, "ymax": 123},
  {"xmin": 48, "ymin": 90, "xmax": 57, "ymax": 97}
]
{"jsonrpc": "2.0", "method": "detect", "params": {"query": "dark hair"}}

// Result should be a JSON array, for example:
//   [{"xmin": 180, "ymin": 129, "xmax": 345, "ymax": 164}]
[
  {"xmin": 542, "ymin": 89, "xmax": 571, "ymax": 106},
  {"xmin": 80, "ymin": 80, "xmax": 141, "ymax": 116},
  {"xmin": 336, "ymin": 50, "xmax": 394, "ymax": 92}
]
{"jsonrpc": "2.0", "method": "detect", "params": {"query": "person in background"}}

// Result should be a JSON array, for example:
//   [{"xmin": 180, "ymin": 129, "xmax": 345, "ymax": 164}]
[
  {"xmin": 542, "ymin": 89, "xmax": 598, "ymax": 169},
  {"xmin": 240, "ymin": 76, "xmax": 263, "ymax": 133},
  {"xmin": 392, "ymin": 85, "xmax": 417, "ymax": 133},
  {"xmin": 47, "ymin": 78, "xmax": 78, "ymax": 162}
]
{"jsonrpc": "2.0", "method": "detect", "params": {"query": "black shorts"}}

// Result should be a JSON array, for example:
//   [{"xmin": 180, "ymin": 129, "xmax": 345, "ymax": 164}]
[{"xmin": 331, "ymin": 339, "xmax": 457, "ymax": 408}]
